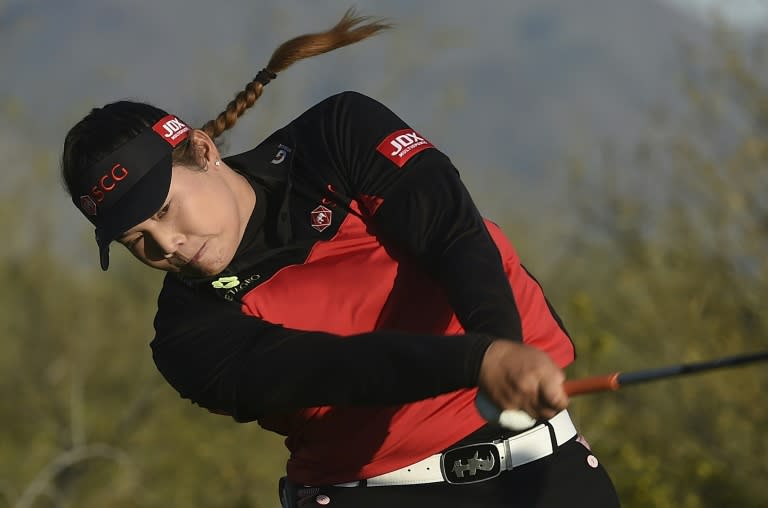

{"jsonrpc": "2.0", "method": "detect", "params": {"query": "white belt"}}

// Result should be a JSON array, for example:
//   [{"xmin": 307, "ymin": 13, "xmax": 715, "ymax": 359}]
[{"xmin": 334, "ymin": 409, "xmax": 577, "ymax": 487}]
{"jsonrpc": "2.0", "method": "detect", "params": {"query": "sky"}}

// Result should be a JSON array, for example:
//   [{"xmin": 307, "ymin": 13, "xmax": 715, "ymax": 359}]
[{"xmin": 662, "ymin": 0, "xmax": 768, "ymax": 30}]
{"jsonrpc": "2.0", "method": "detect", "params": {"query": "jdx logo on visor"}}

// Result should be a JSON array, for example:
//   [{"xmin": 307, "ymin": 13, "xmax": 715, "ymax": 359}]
[{"xmin": 152, "ymin": 115, "xmax": 190, "ymax": 147}]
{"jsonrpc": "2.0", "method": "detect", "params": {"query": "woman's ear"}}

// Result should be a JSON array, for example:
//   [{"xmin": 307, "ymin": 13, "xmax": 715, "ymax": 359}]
[{"xmin": 188, "ymin": 129, "xmax": 221, "ymax": 168}]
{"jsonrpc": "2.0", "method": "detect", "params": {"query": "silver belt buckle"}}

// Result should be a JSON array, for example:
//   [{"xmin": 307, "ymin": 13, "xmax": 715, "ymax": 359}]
[{"xmin": 440, "ymin": 443, "xmax": 502, "ymax": 485}]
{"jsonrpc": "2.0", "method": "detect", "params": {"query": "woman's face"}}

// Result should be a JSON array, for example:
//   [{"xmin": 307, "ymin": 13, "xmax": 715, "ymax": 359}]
[{"xmin": 117, "ymin": 162, "xmax": 251, "ymax": 278}]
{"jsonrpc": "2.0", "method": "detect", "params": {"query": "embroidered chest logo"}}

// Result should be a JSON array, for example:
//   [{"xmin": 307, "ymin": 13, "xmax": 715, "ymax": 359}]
[
  {"xmin": 212, "ymin": 276, "xmax": 240, "ymax": 289},
  {"xmin": 310, "ymin": 205, "xmax": 332, "ymax": 232},
  {"xmin": 211, "ymin": 274, "xmax": 262, "ymax": 301}
]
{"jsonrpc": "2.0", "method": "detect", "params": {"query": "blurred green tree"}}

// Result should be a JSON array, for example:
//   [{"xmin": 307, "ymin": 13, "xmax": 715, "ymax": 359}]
[
  {"xmin": 0, "ymin": 103, "xmax": 287, "ymax": 508},
  {"xmin": 550, "ymin": 22, "xmax": 768, "ymax": 508}
]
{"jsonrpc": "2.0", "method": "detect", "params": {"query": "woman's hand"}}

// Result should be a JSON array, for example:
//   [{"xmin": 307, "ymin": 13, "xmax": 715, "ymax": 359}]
[{"xmin": 477, "ymin": 340, "xmax": 568, "ymax": 421}]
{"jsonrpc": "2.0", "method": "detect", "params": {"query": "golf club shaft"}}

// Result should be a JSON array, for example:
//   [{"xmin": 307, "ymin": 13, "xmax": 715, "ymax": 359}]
[{"xmin": 564, "ymin": 350, "xmax": 768, "ymax": 396}]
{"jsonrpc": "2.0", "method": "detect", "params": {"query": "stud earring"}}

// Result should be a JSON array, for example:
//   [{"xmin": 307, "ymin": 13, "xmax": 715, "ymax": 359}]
[{"xmin": 214, "ymin": 160, "xmax": 222, "ymax": 167}]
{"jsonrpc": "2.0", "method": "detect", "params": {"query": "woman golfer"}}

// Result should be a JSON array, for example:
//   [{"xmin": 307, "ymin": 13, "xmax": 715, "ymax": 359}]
[{"xmin": 61, "ymin": 10, "xmax": 620, "ymax": 508}]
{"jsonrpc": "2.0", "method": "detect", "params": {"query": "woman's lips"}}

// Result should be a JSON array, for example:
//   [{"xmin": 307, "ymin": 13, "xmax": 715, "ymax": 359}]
[{"xmin": 188, "ymin": 242, "xmax": 207, "ymax": 266}]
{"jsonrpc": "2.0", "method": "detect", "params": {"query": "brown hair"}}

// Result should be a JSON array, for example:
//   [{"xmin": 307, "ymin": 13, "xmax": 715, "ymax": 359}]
[{"xmin": 200, "ymin": 8, "xmax": 392, "ymax": 140}]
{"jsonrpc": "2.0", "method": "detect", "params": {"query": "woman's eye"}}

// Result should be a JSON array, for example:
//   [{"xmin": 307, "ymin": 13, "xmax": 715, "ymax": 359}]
[
  {"xmin": 126, "ymin": 235, "xmax": 143, "ymax": 249},
  {"xmin": 157, "ymin": 203, "xmax": 170, "ymax": 219}
]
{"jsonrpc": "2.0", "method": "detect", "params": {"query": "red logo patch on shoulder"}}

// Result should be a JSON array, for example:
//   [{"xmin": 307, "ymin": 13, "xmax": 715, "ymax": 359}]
[{"xmin": 376, "ymin": 129, "xmax": 434, "ymax": 168}]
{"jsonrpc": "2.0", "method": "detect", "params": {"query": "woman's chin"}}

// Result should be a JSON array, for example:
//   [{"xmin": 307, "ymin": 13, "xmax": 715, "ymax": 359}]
[{"xmin": 182, "ymin": 258, "xmax": 230, "ymax": 279}]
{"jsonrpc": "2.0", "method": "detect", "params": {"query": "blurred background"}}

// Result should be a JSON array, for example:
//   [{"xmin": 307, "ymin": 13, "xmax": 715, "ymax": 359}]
[{"xmin": 2, "ymin": 0, "xmax": 767, "ymax": 506}]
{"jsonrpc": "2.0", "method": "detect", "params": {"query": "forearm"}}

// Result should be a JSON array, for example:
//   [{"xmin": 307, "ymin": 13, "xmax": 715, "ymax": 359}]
[{"xmin": 153, "ymin": 310, "xmax": 494, "ymax": 421}]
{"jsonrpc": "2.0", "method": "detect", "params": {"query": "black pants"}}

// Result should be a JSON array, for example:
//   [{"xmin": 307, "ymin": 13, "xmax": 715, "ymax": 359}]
[{"xmin": 280, "ymin": 439, "xmax": 620, "ymax": 507}]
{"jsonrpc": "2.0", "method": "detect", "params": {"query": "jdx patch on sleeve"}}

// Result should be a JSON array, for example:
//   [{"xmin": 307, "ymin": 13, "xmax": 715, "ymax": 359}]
[{"xmin": 376, "ymin": 129, "xmax": 434, "ymax": 168}]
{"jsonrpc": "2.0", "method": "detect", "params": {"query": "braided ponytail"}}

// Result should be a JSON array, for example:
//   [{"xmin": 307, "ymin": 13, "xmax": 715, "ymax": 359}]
[{"xmin": 201, "ymin": 8, "xmax": 392, "ymax": 139}]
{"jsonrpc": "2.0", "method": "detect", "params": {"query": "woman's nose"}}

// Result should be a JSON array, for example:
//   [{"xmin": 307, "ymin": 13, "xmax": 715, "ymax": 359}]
[
  {"xmin": 147, "ymin": 226, "xmax": 184, "ymax": 260},
  {"xmin": 157, "ymin": 234, "xmax": 183, "ymax": 257}
]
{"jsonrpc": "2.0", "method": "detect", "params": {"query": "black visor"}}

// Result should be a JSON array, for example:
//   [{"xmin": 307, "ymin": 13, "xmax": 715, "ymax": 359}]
[{"xmin": 71, "ymin": 114, "xmax": 190, "ymax": 270}]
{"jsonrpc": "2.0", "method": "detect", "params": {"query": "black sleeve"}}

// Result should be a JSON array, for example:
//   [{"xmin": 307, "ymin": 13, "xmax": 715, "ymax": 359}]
[
  {"xmin": 151, "ymin": 276, "xmax": 493, "ymax": 422},
  {"xmin": 319, "ymin": 91, "xmax": 523, "ymax": 339}
]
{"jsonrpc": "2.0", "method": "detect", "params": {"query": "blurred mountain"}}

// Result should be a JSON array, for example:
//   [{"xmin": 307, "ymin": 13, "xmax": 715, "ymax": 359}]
[{"xmin": 0, "ymin": 0, "xmax": 715, "ymax": 236}]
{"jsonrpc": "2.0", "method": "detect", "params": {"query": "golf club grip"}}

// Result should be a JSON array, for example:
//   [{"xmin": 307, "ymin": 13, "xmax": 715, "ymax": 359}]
[{"xmin": 564, "ymin": 373, "xmax": 621, "ymax": 396}]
